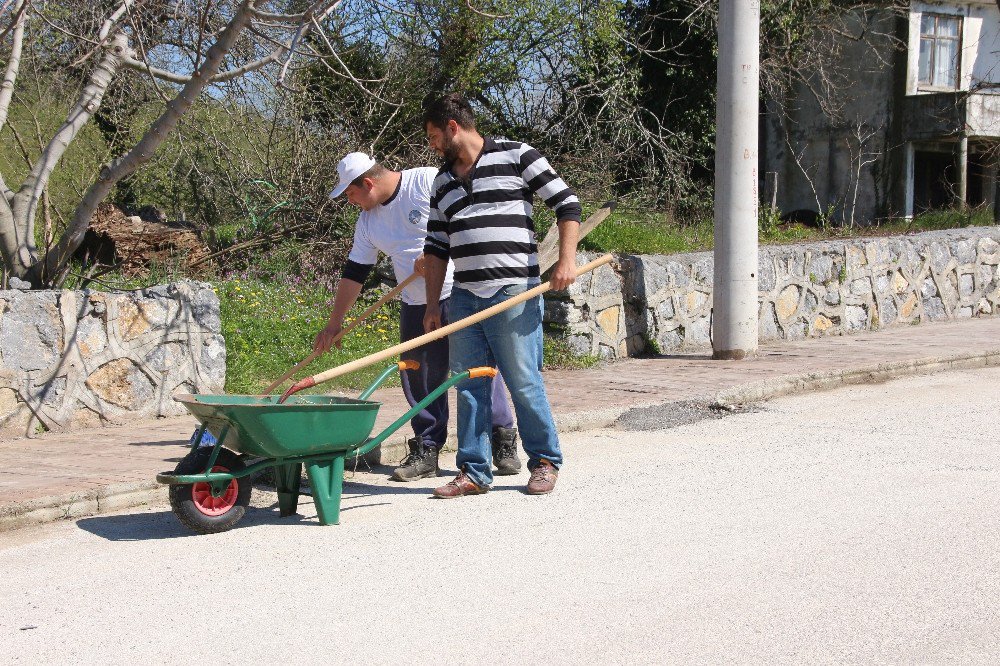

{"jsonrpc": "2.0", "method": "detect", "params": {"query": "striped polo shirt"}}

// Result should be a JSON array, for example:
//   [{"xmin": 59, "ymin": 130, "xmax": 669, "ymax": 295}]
[{"xmin": 424, "ymin": 138, "xmax": 582, "ymax": 297}]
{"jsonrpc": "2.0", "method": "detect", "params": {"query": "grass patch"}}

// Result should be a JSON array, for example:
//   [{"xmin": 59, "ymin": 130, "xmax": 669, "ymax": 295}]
[
  {"xmin": 542, "ymin": 332, "xmax": 601, "ymax": 370},
  {"xmin": 219, "ymin": 277, "xmax": 601, "ymax": 395},
  {"xmin": 218, "ymin": 277, "xmax": 401, "ymax": 394}
]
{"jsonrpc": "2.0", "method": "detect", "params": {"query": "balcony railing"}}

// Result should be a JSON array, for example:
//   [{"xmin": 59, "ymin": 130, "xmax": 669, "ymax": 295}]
[{"xmin": 902, "ymin": 91, "xmax": 1000, "ymax": 140}]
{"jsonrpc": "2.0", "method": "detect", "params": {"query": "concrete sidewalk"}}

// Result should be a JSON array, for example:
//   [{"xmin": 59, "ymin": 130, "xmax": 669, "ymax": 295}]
[{"xmin": 2, "ymin": 317, "xmax": 998, "ymax": 532}]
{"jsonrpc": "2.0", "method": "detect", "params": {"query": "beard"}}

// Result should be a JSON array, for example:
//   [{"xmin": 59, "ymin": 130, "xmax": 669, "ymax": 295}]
[{"xmin": 440, "ymin": 133, "xmax": 461, "ymax": 163}]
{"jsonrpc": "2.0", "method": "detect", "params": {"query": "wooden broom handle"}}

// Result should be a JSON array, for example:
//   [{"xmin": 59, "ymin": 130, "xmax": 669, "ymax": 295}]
[{"xmin": 281, "ymin": 254, "xmax": 614, "ymax": 400}]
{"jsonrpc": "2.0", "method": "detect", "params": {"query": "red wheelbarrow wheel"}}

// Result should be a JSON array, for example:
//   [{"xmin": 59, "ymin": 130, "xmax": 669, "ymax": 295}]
[{"xmin": 169, "ymin": 448, "xmax": 252, "ymax": 534}]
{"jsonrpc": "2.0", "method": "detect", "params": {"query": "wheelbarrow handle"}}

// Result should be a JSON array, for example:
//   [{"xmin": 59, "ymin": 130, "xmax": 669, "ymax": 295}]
[
  {"xmin": 357, "ymin": 361, "xmax": 421, "ymax": 401},
  {"xmin": 350, "ymin": 366, "xmax": 493, "ymax": 459}
]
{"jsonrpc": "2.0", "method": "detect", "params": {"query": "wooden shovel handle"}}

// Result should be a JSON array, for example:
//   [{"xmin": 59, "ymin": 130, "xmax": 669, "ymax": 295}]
[
  {"xmin": 262, "ymin": 272, "xmax": 420, "ymax": 394},
  {"xmin": 281, "ymin": 254, "xmax": 614, "ymax": 401}
]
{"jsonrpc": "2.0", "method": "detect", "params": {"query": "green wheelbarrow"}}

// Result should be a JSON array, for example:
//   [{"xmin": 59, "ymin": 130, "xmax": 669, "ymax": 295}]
[{"xmin": 158, "ymin": 362, "xmax": 497, "ymax": 534}]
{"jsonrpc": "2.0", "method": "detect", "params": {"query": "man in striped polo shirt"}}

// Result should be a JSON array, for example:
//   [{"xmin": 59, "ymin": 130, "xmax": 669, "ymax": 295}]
[{"xmin": 420, "ymin": 93, "xmax": 582, "ymax": 498}]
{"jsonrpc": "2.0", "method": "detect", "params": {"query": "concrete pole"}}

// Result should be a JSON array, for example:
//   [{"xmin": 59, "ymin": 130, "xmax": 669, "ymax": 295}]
[{"xmin": 713, "ymin": 0, "xmax": 760, "ymax": 360}]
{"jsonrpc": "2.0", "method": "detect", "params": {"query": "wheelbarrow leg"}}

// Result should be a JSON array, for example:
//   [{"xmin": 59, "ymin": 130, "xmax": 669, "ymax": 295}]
[
  {"xmin": 273, "ymin": 463, "xmax": 302, "ymax": 517},
  {"xmin": 305, "ymin": 455, "xmax": 344, "ymax": 526}
]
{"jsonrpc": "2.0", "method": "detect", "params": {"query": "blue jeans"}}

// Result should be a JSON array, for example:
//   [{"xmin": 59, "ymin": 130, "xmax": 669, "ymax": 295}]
[
  {"xmin": 449, "ymin": 284, "xmax": 562, "ymax": 487},
  {"xmin": 399, "ymin": 299, "xmax": 514, "ymax": 447}
]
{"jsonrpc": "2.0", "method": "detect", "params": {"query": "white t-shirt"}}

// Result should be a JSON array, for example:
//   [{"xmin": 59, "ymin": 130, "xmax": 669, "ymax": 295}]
[{"xmin": 347, "ymin": 167, "xmax": 455, "ymax": 305}]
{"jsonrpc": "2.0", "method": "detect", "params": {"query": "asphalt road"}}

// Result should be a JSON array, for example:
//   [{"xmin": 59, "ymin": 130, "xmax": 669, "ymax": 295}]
[{"xmin": 2, "ymin": 368, "xmax": 998, "ymax": 664}]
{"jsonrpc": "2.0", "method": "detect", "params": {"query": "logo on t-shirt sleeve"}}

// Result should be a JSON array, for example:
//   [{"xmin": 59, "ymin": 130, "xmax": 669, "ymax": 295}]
[{"xmin": 408, "ymin": 209, "xmax": 424, "ymax": 225}]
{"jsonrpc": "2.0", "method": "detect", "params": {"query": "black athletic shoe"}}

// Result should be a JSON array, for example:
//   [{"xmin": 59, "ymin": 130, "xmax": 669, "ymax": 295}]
[
  {"xmin": 391, "ymin": 438, "xmax": 440, "ymax": 481},
  {"xmin": 491, "ymin": 426, "xmax": 522, "ymax": 475}
]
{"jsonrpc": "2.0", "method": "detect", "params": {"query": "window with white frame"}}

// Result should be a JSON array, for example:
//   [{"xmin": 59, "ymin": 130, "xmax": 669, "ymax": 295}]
[{"xmin": 918, "ymin": 13, "xmax": 961, "ymax": 89}]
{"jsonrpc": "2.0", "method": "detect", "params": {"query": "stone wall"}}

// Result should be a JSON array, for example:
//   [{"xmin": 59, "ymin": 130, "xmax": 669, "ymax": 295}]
[
  {"xmin": 547, "ymin": 227, "xmax": 1000, "ymax": 358},
  {"xmin": 0, "ymin": 281, "xmax": 225, "ymax": 437}
]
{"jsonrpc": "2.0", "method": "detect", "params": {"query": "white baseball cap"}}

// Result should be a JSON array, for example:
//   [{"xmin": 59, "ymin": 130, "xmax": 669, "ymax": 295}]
[{"xmin": 330, "ymin": 152, "xmax": 377, "ymax": 198}]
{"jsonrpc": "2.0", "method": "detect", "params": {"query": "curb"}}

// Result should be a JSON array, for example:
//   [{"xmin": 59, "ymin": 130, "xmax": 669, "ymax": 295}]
[
  {"xmin": 0, "ymin": 481, "xmax": 165, "ymax": 533},
  {"xmin": 712, "ymin": 349, "xmax": 1000, "ymax": 407},
  {"xmin": 3, "ymin": 348, "xmax": 998, "ymax": 533}
]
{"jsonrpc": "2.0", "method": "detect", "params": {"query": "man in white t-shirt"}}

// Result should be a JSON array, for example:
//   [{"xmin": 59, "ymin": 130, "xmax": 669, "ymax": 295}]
[{"xmin": 314, "ymin": 152, "xmax": 520, "ymax": 481}]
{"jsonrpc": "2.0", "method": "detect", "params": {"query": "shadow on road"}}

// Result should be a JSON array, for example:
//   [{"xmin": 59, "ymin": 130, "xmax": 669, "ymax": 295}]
[{"xmin": 75, "ymin": 504, "xmax": 317, "ymax": 541}]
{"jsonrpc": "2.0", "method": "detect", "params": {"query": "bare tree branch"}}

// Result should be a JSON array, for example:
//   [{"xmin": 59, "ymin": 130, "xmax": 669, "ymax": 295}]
[
  {"xmin": 35, "ymin": 0, "xmax": 260, "ymax": 283},
  {"xmin": 0, "ymin": 0, "xmax": 26, "ymax": 135}
]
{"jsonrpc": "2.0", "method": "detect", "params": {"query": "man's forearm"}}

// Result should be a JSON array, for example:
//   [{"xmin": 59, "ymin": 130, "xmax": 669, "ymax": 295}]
[
  {"xmin": 329, "ymin": 278, "xmax": 363, "ymax": 325},
  {"xmin": 424, "ymin": 255, "xmax": 447, "ymax": 305},
  {"xmin": 557, "ymin": 219, "xmax": 579, "ymax": 263}
]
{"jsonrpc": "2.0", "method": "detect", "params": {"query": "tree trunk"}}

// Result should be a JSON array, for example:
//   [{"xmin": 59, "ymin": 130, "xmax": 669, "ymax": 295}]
[{"xmin": 3, "ymin": 33, "xmax": 129, "ymax": 283}]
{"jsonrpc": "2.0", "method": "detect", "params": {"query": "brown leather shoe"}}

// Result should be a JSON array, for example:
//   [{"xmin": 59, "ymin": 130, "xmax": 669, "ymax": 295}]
[
  {"xmin": 526, "ymin": 460, "xmax": 558, "ymax": 495},
  {"xmin": 433, "ymin": 471, "xmax": 488, "ymax": 499}
]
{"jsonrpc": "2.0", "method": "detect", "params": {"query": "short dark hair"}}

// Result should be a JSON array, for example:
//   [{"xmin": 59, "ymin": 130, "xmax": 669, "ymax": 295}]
[
  {"xmin": 350, "ymin": 163, "xmax": 385, "ymax": 189},
  {"xmin": 422, "ymin": 93, "xmax": 476, "ymax": 131}
]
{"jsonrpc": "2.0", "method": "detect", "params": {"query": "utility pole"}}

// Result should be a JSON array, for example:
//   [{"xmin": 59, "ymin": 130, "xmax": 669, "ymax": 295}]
[{"xmin": 713, "ymin": 0, "xmax": 760, "ymax": 360}]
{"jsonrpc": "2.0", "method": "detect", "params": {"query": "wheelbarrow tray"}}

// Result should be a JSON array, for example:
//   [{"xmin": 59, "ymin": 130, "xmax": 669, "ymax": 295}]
[{"xmin": 174, "ymin": 393, "xmax": 380, "ymax": 459}]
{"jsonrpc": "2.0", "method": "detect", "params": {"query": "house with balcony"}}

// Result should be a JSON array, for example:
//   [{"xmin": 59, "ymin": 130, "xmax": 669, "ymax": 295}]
[{"xmin": 761, "ymin": 1, "xmax": 1000, "ymax": 225}]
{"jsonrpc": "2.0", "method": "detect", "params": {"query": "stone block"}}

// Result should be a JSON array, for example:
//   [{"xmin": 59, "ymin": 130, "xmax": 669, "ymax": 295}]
[
  {"xmin": 692, "ymin": 258, "xmax": 713, "ymax": 285},
  {"xmin": 978, "ymin": 298, "xmax": 993, "ymax": 314},
  {"xmin": 632, "ymin": 257, "xmax": 669, "ymax": 301},
  {"xmin": 686, "ymin": 317, "xmax": 711, "ymax": 346},
  {"xmin": 812, "ymin": 314, "xmax": 834, "ymax": 334},
  {"xmin": 922, "ymin": 296, "xmax": 946, "ymax": 321},
  {"xmin": 845, "ymin": 244, "xmax": 867, "ymax": 270},
  {"xmin": 76, "ymin": 315, "xmax": 108, "ymax": 358},
  {"xmin": 566, "ymin": 334, "xmax": 592, "ymax": 356},
  {"xmin": 920, "ymin": 277, "xmax": 937, "ymax": 298},
  {"xmin": 950, "ymin": 239, "xmax": 976, "ymax": 264},
  {"xmin": 879, "ymin": 296, "xmax": 897, "ymax": 326},
  {"xmin": 590, "ymin": 264, "xmax": 620, "ymax": 298},
  {"xmin": 758, "ymin": 255, "xmax": 777, "ymax": 292},
  {"xmin": 899, "ymin": 292, "xmax": 919, "ymax": 319},
  {"xmin": 596, "ymin": 306, "xmax": 621, "ymax": 338},
  {"xmin": 978, "ymin": 265, "xmax": 996, "ymax": 289},
  {"xmin": 655, "ymin": 297, "xmax": 675, "ymax": 321},
  {"xmin": 759, "ymin": 301, "xmax": 779, "ymax": 339},
  {"xmin": 656, "ymin": 327, "xmax": 684, "ymax": 352},
  {"xmin": 864, "ymin": 240, "xmax": 891, "ymax": 266},
  {"xmin": 850, "ymin": 277, "xmax": 872, "ymax": 297},
  {"xmin": 902, "ymin": 243, "xmax": 923, "ymax": 276},
  {"xmin": 809, "ymin": 254, "xmax": 835, "ymax": 283},
  {"xmin": 38, "ymin": 376, "xmax": 67, "ymax": 407},
  {"xmin": 928, "ymin": 242, "xmax": 952, "ymax": 273},
  {"xmin": 891, "ymin": 270, "xmax": 908, "ymax": 294},
  {"xmin": 804, "ymin": 290, "xmax": 818, "ymax": 312},
  {"xmin": 785, "ymin": 319, "xmax": 807, "ymax": 339},
  {"xmin": 86, "ymin": 358, "xmax": 155, "ymax": 410},
  {"xmin": 874, "ymin": 272, "xmax": 890, "ymax": 294},
  {"xmin": 775, "ymin": 284, "xmax": 800, "ymax": 321},
  {"xmin": 977, "ymin": 236, "xmax": 1000, "ymax": 262},
  {"xmin": 200, "ymin": 334, "xmax": 227, "ymax": 392},
  {"xmin": 665, "ymin": 261, "xmax": 690, "ymax": 289},
  {"xmin": 956, "ymin": 306, "xmax": 973, "ymax": 319},
  {"xmin": 683, "ymin": 291, "xmax": 709, "ymax": 316},
  {"xmin": 824, "ymin": 288, "xmax": 841, "ymax": 306},
  {"xmin": 118, "ymin": 297, "xmax": 166, "ymax": 342},
  {"xmin": 959, "ymin": 273, "xmax": 975, "ymax": 298},
  {"xmin": 0, "ymin": 292, "xmax": 62, "ymax": 372},
  {"xmin": 786, "ymin": 251, "xmax": 807, "ymax": 277},
  {"xmin": 845, "ymin": 304, "xmax": 868, "ymax": 331},
  {"xmin": 544, "ymin": 299, "xmax": 581, "ymax": 325}
]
